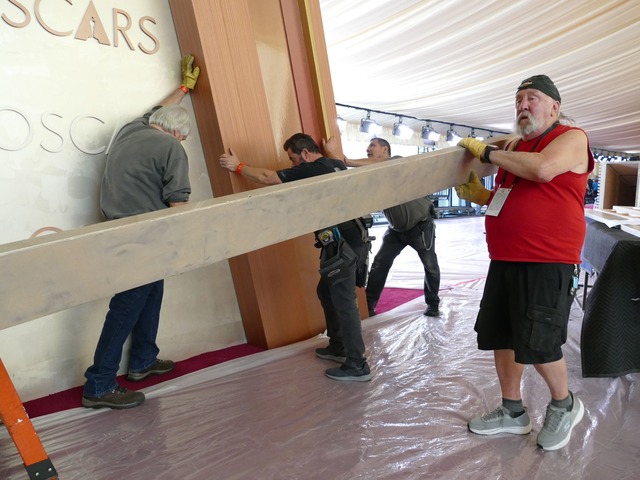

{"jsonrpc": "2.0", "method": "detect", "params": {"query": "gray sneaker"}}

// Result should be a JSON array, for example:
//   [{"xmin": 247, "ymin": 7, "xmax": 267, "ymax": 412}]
[
  {"xmin": 315, "ymin": 347, "xmax": 346, "ymax": 364},
  {"xmin": 468, "ymin": 406, "xmax": 533, "ymax": 435},
  {"xmin": 537, "ymin": 394, "xmax": 584, "ymax": 451},
  {"xmin": 325, "ymin": 362, "xmax": 372, "ymax": 382}
]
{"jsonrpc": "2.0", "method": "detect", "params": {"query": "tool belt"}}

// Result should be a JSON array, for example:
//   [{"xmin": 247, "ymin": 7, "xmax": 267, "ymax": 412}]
[
  {"xmin": 318, "ymin": 235, "xmax": 358, "ymax": 286},
  {"xmin": 315, "ymin": 215, "xmax": 375, "ymax": 287}
]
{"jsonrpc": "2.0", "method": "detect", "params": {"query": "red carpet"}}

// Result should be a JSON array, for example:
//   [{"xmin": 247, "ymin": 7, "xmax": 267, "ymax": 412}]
[
  {"xmin": 23, "ymin": 288, "xmax": 419, "ymax": 418},
  {"xmin": 23, "ymin": 344, "xmax": 264, "ymax": 419},
  {"xmin": 375, "ymin": 287, "xmax": 422, "ymax": 313}
]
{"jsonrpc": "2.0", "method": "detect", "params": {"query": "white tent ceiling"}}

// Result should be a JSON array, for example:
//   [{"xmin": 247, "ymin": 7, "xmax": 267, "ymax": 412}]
[{"xmin": 319, "ymin": 0, "xmax": 640, "ymax": 155}]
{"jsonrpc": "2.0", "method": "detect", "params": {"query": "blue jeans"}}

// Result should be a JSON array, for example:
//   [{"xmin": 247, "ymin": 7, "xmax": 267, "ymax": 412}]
[
  {"xmin": 366, "ymin": 220, "xmax": 441, "ymax": 312},
  {"xmin": 316, "ymin": 229, "xmax": 367, "ymax": 368},
  {"xmin": 83, "ymin": 280, "xmax": 164, "ymax": 397}
]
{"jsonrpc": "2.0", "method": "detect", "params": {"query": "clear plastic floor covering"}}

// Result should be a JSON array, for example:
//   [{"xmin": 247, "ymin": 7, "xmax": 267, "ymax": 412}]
[{"xmin": 1, "ymin": 217, "xmax": 639, "ymax": 479}]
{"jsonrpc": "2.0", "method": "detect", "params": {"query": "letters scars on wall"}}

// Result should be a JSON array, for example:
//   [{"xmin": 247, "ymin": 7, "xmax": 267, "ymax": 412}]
[
  {"xmin": 1, "ymin": 0, "xmax": 160, "ymax": 53},
  {"xmin": 1, "ymin": 1, "xmax": 163, "ymax": 154}
]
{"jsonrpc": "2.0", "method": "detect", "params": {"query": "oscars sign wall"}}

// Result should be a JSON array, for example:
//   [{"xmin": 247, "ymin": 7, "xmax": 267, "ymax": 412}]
[
  {"xmin": 0, "ymin": 0, "xmax": 209, "ymax": 245},
  {"xmin": 0, "ymin": 1, "xmax": 238, "ymax": 405}
]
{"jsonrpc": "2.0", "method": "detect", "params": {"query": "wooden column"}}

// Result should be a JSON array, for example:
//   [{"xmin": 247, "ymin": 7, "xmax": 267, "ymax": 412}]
[{"xmin": 168, "ymin": 0, "xmax": 350, "ymax": 348}]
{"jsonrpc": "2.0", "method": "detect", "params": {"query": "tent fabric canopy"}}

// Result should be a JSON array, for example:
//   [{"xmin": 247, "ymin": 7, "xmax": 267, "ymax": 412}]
[{"xmin": 319, "ymin": 0, "xmax": 640, "ymax": 154}]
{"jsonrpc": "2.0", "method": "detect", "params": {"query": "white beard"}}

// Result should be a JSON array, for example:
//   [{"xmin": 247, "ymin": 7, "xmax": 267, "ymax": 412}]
[{"xmin": 514, "ymin": 111, "xmax": 542, "ymax": 137}]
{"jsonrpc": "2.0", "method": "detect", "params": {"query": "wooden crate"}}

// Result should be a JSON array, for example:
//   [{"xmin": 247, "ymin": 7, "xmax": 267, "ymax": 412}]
[{"xmin": 597, "ymin": 161, "xmax": 640, "ymax": 209}]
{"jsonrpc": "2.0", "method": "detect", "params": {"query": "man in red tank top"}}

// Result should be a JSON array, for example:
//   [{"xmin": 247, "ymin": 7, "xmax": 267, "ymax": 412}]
[{"xmin": 455, "ymin": 75, "xmax": 593, "ymax": 451}]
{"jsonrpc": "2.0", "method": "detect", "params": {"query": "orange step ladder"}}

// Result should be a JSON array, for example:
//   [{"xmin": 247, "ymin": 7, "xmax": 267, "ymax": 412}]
[{"xmin": 0, "ymin": 359, "xmax": 58, "ymax": 479}]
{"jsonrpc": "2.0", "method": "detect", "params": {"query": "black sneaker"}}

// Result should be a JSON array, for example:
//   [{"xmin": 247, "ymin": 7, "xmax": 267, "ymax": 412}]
[
  {"xmin": 424, "ymin": 305, "xmax": 440, "ymax": 317},
  {"xmin": 82, "ymin": 385, "xmax": 145, "ymax": 409},
  {"xmin": 315, "ymin": 347, "xmax": 346, "ymax": 364},
  {"xmin": 127, "ymin": 359, "xmax": 175, "ymax": 382},
  {"xmin": 325, "ymin": 362, "xmax": 372, "ymax": 382}
]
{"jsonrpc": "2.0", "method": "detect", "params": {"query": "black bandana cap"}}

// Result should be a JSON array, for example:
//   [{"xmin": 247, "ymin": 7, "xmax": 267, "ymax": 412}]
[{"xmin": 517, "ymin": 75, "xmax": 561, "ymax": 103}]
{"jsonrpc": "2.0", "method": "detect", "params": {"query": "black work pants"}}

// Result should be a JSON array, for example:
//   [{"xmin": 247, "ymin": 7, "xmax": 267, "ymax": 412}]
[
  {"xmin": 316, "ymin": 230, "xmax": 367, "ymax": 368},
  {"xmin": 366, "ymin": 220, "xmax": 440, "ymax": 312}
]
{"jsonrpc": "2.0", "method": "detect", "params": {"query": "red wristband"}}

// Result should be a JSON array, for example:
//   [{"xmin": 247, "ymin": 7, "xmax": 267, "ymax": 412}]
[
  {"xmin": 235, "ymin": 163, "xmax": 244, "ymax": 175},
  {"xmin": 180, "ymin": 85, "xmax": 189, "ymax": 94}
]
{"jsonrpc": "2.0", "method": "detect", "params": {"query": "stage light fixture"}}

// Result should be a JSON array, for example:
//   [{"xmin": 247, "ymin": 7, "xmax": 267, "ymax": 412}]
[
  {"xmin": 421, "ymin": 123, "xmax": 439, "ymax": 145},
  {"xmin": 446, "ymin": 125, "xmax": 462, "ymax": 145},
  {"xmin": 359, "ymin": 111, "xmax": 382, "ymax": 135},
  {"xmin": 393, "ymin": 117, "xmax": 414, "ymax": 139},
  {"xmin": 468, "ymin": 129, "xmax": 483, "ymax": 141}
]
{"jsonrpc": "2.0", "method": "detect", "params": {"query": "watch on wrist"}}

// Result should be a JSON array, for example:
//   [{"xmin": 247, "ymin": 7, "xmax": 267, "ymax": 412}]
[{"xmin": 482, "ymin": 146, "xmax": 495, "ymax": 164}]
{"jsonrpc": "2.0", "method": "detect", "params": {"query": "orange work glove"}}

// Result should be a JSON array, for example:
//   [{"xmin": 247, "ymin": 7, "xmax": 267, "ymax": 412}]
[
  {"xmin": 455, "ymin": 171, "xmax": 491, "ymax": 205},
  {"xmin": 458, "ymin": 137, "xmax": 496, "ymax": 164},
  {"xmin": 181, "ymin": 54, "xmax": 200, "ymax": 90}
]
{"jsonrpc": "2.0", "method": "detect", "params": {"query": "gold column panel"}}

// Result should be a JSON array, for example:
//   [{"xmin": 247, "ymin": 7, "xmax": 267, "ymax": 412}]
[{"xmin": 168, "ymin": 0, "xmax": 359, "ymax": 349}]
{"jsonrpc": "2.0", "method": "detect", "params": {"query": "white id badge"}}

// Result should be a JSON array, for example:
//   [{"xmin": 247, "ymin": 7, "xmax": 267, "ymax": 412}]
[{"xmin": 485, "ymin": 187, "xmax": 511, "ymax": 216}]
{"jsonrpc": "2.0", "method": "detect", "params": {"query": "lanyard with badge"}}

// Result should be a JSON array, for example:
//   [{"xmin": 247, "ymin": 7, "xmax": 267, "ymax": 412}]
[{"xmin": 485, "ymin": 122, "xmax": 559, "ymax": 216}]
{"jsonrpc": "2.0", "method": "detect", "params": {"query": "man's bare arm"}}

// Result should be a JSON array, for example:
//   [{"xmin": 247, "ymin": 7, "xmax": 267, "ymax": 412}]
[
  {"xmin": 322, "ymin": 136, "xmax": 387, "ymax": 167},
  {"xmin": 490, "ymin": 130, "xmax": 589, "ymax": 182},
  {"xmin": 219, "ymin": 148, "xmax": 282, "ymax": 185}
]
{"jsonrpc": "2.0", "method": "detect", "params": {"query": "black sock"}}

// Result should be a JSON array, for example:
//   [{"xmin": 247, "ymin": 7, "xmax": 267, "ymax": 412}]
[{"xmin": 502, "ymin": 398, "xmax": 525, "ymax": 418}]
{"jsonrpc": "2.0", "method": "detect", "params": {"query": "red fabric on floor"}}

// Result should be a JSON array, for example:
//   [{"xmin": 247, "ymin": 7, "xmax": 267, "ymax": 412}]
[
  {"xmin": 23, "ymin": 344, "xmax": 265, "ymax": 418},
  {"xmin": 375, "ymin": 287, "xmax": 422, "ymax": 314}
]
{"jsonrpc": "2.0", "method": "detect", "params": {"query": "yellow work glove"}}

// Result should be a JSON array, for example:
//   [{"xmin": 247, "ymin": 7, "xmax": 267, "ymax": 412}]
[
  {"xmin": 455, "ymin": 171, "xmax": 491, "ymax": 206},
  {"xmin": 458, "ymin": 137, "xmax": 495, "ymax": 164},
  {"xmin": 181, "ymin": 54, "xmax": 200, "ymax": 90}
]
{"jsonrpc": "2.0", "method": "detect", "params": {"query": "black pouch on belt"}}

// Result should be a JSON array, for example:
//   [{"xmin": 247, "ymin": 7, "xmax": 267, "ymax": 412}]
[{"xmin": 319, "ymin": 237, "xmax": 357, "ymax": 286}]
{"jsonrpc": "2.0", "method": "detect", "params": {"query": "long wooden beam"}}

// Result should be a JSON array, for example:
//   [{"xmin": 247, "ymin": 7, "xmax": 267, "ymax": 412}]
[{"xmin": 0, "ymin": 144, "xmax": 501, "ymax": 331}]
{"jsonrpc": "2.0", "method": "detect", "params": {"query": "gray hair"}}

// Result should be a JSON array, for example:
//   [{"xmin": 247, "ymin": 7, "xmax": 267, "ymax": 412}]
[
  {"xmin": 149, "ymin": 105, "xmax": 191, "ymax": 137},
  {"xmin": 558, "ymin": 111, "xmax": 575, "ymax": 126}
]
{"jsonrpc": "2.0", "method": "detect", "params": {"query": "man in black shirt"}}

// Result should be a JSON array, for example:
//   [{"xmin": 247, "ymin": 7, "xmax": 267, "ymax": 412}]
[{"xmin": 219, "ymin": 133, "xmax": 372, "ymax": 381}]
